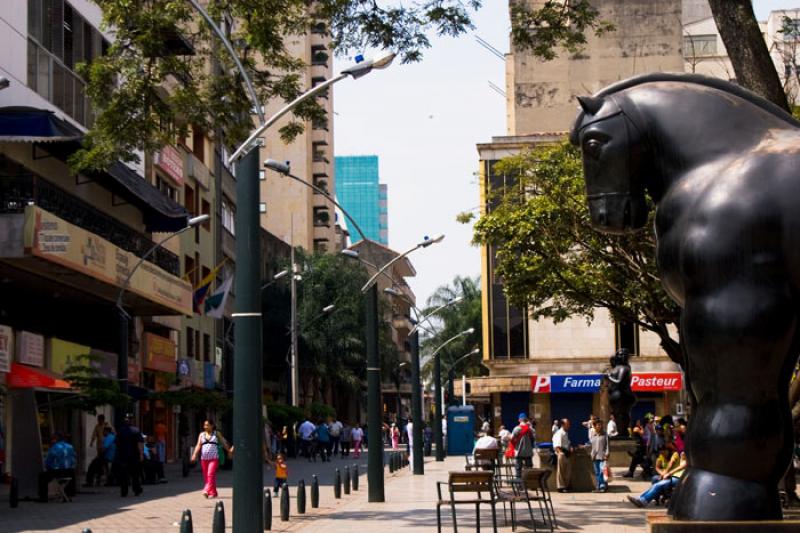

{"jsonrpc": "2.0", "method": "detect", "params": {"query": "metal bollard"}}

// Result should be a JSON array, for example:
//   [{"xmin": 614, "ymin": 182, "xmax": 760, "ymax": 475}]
[
  {"xmin": 212, "ymin": 501, "xmax": 225, "ymax": 533},
  {"xmin": 388, "ymin": 453, "xmax": 394, "ymax": 473},
  {"xmin": 333, "ymin": 468, "xmax": 341, "ymax": 499},
  {"xmin": 343, "ymin": 466, "xmax": 351, "ymax": 495},
  {"xmin": 179, "ymin": 509, "xmax": 194, "ymax": 533},
  {"xmin": 10, "ymin": 476, "xmax": 18, "ymax": 508},
  {"xmin": 297, "ymin": 479, "xmax": 306, "ymax": 514},
  {"xmin": 280, "ymin": 484, "xmax": 290, "ymax": 522},
  {"xmin": 263, "ymin": 488, "xmax": 272, "ymax": 531},
  {"xmin": 311, "ymin": 475, "xmax": 320, "ymax": 508},
  {"xmin": 82, "ymin": 530, "xmax": 92, "ymax": 533},
  {"xmin": 352, "ymin": 464, "xmax": 359, "ymax": 491}
]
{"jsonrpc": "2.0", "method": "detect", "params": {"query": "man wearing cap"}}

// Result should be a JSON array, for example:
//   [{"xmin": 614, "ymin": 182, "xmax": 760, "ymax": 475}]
[
  {"xmin": 510, "ymin": 413, "xmax": 535, "ymax": 478},
  {"xmin": 553, "ymin": 418, "xmax": 573, "ymax": 492}
]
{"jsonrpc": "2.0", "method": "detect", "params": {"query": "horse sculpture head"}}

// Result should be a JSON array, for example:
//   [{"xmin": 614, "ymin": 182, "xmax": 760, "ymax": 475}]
[{"xmin": 569, "ymin": 94, "xmax": 650, "ymax": 234}]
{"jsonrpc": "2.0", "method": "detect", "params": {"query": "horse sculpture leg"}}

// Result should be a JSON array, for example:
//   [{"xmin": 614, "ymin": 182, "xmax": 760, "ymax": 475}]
[{"xmin": 669, "ymin": 284, "xmax": 798, "ymax": 520}]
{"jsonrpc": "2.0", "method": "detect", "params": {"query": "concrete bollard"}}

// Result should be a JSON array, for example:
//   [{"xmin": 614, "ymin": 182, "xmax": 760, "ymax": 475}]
[
  {"xmin": 297, "ymin": 479, "xmax": 306, "ymax": 514},
  {"xmin": 280, "ymin": 484, "xmax": 290, "ymax": 522},
  {"xmin": 311, "ymin": 475, "xmax": 320, "ymax": 508},
  {"xmin": 179, "ymin": 509, "xmax": 193, "ymax": 533},
  {"xmin": 352, "ymin": 464, "xmax": 359, "ymax": 491},
  {"xmin": 212, "ymin": 501, "xmax": 225, "ymax": 533},
  {"xmin": 333, "ymin": 468, "xmax": 341, "ymax": 499},
  {"xmin": 10, "ymin": 476, "xmax": 18, "ymax": 508},
  {"xmin": 343, "ymin": 466, "xmax": 351, "ymax": 495},
  {"xmin": 263, "ymin": 488, "xmax": 272, "ymax": 531}
]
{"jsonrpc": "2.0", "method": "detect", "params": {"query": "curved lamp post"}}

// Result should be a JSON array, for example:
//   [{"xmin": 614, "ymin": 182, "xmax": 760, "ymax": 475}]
[
  {"xmin": 444, "ymin": 348, "xmax": 481, "ymax": 407},
  {"xmin": 430, "ymin": 327, "xmax": 475, "ymax": 461},
  {"xmin": 114, "ymin": 214, "xmax": 209, "ymax": 429}
]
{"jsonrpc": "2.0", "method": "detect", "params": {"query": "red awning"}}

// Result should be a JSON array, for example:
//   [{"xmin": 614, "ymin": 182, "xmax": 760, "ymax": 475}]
[{"xmin": 7, "ymin": 363, "xmax": 71, "ymax": 390}]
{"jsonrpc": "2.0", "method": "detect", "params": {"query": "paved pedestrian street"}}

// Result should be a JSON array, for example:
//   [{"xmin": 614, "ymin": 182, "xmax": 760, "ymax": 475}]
[{"xmin": 0, "ymin": 450, "xmax": 669, "ymax": 532}]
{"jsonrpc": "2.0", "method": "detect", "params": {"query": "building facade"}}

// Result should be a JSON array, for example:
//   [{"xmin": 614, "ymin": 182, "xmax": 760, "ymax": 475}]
[{"xmin": 334, "ymin": 155, "xmax": 389, "ymax": 245}]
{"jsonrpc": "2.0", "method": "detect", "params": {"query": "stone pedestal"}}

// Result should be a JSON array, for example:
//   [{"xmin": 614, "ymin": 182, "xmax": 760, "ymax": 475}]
[
  {"xmin": 542, "ymin": 447, "xmax": 595, "ymax": 492},
  {"xmin": 609, "ymin": 438, "xmax": 637, "ymax": 468},
  {"xmin": 647, "ymin": 513, "xmax": 800, "ymax": 532}
]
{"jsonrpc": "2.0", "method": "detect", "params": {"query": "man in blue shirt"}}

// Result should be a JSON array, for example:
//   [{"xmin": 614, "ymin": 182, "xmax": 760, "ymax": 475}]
[
  {"xmin": 85, "ymin": 427, "xmax": 116, "ymax": 487},
  {"xmin": 38, "ymin": 433, "xmax": 77, "ymax": 501}
]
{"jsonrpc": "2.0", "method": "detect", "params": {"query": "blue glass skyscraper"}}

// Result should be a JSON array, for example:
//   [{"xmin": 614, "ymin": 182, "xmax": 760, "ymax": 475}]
[{"xmin": 334, "ymin": 155, "xmax": 389, "ymax": 244}]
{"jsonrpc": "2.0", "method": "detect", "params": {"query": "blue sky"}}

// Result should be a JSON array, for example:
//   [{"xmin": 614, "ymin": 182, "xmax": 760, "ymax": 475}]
[{"xmin": 333, "ymin": 1, "xmax": 797, "ymax": 307}]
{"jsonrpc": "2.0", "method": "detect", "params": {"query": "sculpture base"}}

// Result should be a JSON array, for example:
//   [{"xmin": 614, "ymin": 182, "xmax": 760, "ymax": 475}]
[
  {"xmin": 608, "ymin": 438, "xmax": 637, "ymax": 468},
  {"xmin": 647, "ymin": 513, "xmax": 800, "ymax": 532}
]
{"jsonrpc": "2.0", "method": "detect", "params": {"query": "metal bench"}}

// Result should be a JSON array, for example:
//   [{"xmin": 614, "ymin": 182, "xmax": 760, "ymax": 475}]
[{"xmin": 436, "ymin": 471, "xmax": 499, "ymax": 532}]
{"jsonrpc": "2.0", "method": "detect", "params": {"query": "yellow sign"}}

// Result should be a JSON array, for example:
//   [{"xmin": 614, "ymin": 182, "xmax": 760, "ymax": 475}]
[
  {"xmin": 50, "ymin": 338, "xmax": 91, "ymax": 375},
  {"xmin": 144, "ymin": 332, "xmax": 176, "ymax": 373},
  {"xmin": 23, "ymin": 206, "xmax": 192, "ymax": 315}
]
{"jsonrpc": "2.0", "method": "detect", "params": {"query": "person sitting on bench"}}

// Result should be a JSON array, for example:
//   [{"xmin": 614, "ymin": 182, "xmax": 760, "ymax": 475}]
[
  {"xmin": 38, "ymin": 432, "xmax": 77, "ymax": 502},
  {"xmin": 627, "ymin": 451, "xmax": 686, "ymax": 508}
]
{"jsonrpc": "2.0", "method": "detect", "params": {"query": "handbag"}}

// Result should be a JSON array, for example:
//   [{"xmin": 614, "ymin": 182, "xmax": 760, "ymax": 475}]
[
  {"xmin": 602, "ymin": 461, "xmax": 612, "ymax": 482},
  {"xmin": 216, "ymin": 432, "xmax": 227, "ymax": 465}
]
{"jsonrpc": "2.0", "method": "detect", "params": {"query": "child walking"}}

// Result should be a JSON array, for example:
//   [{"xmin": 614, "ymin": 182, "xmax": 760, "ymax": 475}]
[{"xmin": 272, "ymin": 453, "xmax": 288, "ymax": 496}]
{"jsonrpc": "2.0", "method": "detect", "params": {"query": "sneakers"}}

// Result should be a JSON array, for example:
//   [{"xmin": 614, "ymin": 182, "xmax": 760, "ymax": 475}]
[{"xmin": 626, "ymin": 495, "xmax": 645, "ymax": 508}]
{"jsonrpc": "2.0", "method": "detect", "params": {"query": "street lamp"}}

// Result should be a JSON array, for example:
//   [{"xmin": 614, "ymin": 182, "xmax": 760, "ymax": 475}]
[
  {"xmin": 444, "ymin": 348, "xmax": 481, "ymax": 407},
  {"xmin": 357, "ymin": 236, "xmax": 444, "ymax": 502},
  {"xmin": 114, "ymin": 214, "xmax": 209, "ymax": 428},
  {"xmin": 431, "ymin": 327, "xmax": 475, "ymax": 461},
  {"xmin": 260, "ymin": 269, "xmax": 289, "ymax": 291}
]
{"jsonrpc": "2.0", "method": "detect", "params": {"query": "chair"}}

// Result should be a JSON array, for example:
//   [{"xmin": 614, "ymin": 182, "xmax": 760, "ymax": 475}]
[
  {"xmin": 54, "ymin": 477, "xmax": 72, "ymax": 503},
  {"xmin": 520, "ymin": 469, "xmax": 556, "ymax": 531},
  {"xmin": 466, "ymin": 448, "xmax": 500, "ymax": 477},
  {"xmin": 436, "ymin": 471, "xmax": 499, "ymax": 533}
]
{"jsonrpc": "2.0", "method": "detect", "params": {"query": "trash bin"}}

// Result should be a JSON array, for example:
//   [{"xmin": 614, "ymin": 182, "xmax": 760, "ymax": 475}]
[{"xmin": 446, "ymin": 405, "xmax": 476, "ymax": 455}]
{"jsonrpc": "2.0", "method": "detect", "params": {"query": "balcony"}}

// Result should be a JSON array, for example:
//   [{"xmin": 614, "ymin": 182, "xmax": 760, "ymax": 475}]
[
  {"xmin": 313, "ymin": 206, "xmax": 331, "ymax": 228},
  {"xmin": 0, "ymin": 175, "xmax": 179, "ymax": 275},
  {"xmin": 186, "ymin": 151, "xmax": 211, "ymax": 190}
]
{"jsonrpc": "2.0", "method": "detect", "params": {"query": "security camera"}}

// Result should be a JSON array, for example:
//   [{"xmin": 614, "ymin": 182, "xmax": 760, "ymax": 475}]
[{"xmin": 0, "ymin": 77, "xmax": 10, "ymax": 90}]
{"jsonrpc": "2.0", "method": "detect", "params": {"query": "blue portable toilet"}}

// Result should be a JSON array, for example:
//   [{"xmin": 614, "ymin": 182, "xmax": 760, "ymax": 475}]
[{"xmin": 447, "ymin": 405, "xmax": 476, "ymax": 455}]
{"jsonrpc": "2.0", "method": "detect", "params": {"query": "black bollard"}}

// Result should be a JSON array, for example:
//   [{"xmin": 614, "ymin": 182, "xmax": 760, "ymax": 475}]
[
  {"xmin": 263, "ymin": 488, "xmax": 272, "ymax": 531},
  {"xmin": 388, "ymin": 453, "xmax": 394, "ymax": 473},
  {"xmin": 311, "ymin": 475, "xmax": 320, "ymax": 508},
  {"xmin": 333, "ymin": 468, "xmax": 341, "ymax": 499},
  {"xmin": 82, "ymin": 530, "xmax": 92, "ymax": 533},
  {"xmin": 179, "ymin": 509, "xmax": 193, "ymax": 533},
  {"xmin": 352, "ymin": 464, "xmax": 359, "ymax": 491},
  {"xmin": 280, "ymin": 484, "xmax": 290, "ymax": 522},
  {"xmin": 212, "ymin": 501, "xmax": 225, "ymax": 533},
  {"xmin": 343, "ymin": 466, "xmax": 351, "ymax": 495},
  {"xmin": 297, "ymin": 479, "xmax": 306, "ymax": 514},
  {"xmin": 10, "ymin": 476, "xmax": 18, "ymax": 508}
]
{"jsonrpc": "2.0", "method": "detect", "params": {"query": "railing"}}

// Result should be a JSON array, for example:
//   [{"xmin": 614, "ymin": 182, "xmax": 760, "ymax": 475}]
[{"xmin": 0, "ymin": 175, "xmax": 180, "ymax": 275}]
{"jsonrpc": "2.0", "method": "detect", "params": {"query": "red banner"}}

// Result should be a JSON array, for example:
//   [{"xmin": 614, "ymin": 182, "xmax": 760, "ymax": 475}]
[
  {"xmin": 631, "ymin": 372, "xmax": 682, "ymax": 391},
  {"xmin": 7, "ymin": 363, "xmax": 70, "ymax": 389}
]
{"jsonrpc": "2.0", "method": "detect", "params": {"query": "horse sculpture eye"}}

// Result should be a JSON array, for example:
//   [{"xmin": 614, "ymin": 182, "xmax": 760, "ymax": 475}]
[{"xmin": 584, "ymin": 139, "xmax": 603, "ymax": 159}]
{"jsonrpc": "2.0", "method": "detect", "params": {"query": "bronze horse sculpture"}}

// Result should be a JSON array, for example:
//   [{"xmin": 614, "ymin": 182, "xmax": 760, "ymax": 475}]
[{"xmin": 570, "ymin": 73, "xmax": 800, "ymax": 521}]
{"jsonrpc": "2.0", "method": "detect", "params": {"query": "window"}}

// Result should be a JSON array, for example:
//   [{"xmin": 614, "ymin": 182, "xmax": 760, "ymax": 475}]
[
  {"xmin": 259, "ymin": 202, "xmax": 267, "ymax": 214},
  {"xmin": 203, "ymin": 333, "xmax": 211, "ymax": 362},
  {"xmin": 201, "ymin": 199, "xmax": 210, "ymax": 230},
  {"xmin": 615, "ymin": 321, "xmax": 639, "ymax": 354},
  {"xmin": 684, "ymin": 34, "xmax": 717, "ymax": 58},
  {"xmin": 156, "ymin": 175, "xmax": 178, "ymax": 202},
  {"xmin": 222, "ymin": 199, "xmax": 235, "ymax": 235},
  {"xmin": 192, "ymin": 126, "xmax": 205, "ymax": 164},
  {"xmin": 184, "ymin": 184, "xmax": 196, "ymax": 216},
  {"xmin": 186, "ymin": 327, "xmax": 195, "ymax": 359},
  {"xmin": 184, "ymin": 255, "xmax": 197, "ymax": 286}
]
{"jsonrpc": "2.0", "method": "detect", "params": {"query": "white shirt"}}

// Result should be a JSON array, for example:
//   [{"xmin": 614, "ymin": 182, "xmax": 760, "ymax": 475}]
[
  {"xmin": 498, "ymin": 429, "xmax": 510, "ymax": 442},
  {"xmin": 473, "ymin": 435, "xmax": 499, "ymax": 452},
  {"xmin": 607, "ymin": 420, "xmax": 619, "ymax": 437},
  {"xmin": 552, "ymin": 428, "xmax": 571, "ymax": 451},
  {"xmin": 351, "ymin": 427, "xmax": 364, "ymax": 441},
  {"xmin": 329, "ymin": 421, "xmax": 343, "ymax": 437},
  {"xmin": 406, "ymin": 422, "xmax": 413, "ymax": 445},
  {"xmin": 298, "ymin": 421, "xmax": 316, "ymax": 440},
  {"xmin": 442, "ymin": 419, "xmax": 447, "ymax": 435},
  {"xmin": 481, "ymin": 421, "xmax": 490, "ymax": 433}
]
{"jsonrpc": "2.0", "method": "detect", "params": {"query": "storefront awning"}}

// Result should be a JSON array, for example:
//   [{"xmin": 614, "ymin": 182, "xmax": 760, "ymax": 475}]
[
  {"xmin": 0, "ymin": 106, "xmax": 190, "ymax": 232},
  {"xmin": 7, "ymin": 363, "xmax": 71, "ymax": 390}
]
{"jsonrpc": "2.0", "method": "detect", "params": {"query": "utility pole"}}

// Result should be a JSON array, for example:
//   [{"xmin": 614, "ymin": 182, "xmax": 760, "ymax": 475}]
[
  {"xmin": 290, "ymin": 226, "xmax": 299, "ymax": 407},
  {"xmin": 434, "ymin": 353, "xmax": 444, "ymax": 461},
  {"xmin": 365, "ymin": 283, "xmax": 384, "ymax": 502},
  {"xmin": 410, "ymin": 331, "xmax": 424, "ymax": 474}
]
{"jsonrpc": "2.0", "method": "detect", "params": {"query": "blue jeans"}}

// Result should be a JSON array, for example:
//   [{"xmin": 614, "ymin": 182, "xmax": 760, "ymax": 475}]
[
  {"xmin": 640, "ymin": 476, "xmax": 679, "ymax": 503},
  {"xmin": 592, "ymin": 460, "xmax": 607, "ymax": 490}
]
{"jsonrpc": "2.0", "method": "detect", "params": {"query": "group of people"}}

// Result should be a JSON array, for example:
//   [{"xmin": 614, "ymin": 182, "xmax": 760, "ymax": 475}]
[
  {"xmin": 296, "ymin": 417, "xmax": 364, "ymax": 461},
  {"xmin": 622, "ymin": 414, "xmax": 687, "ymax": 481}
]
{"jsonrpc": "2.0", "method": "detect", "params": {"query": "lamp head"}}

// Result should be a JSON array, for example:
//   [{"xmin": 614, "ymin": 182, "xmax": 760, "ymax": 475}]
[
  {"xmin": 470, "ymin": 348, "xmax": 481, "ymax": 356},
  {"xmin": 419, "ymin": 234, "xmax": 445, "ymax": 248},
  {"xmin": 340, "ymin": 51, "xmax": 396, "ymax": 79},
  {"xmin": 464, "ymin": 327, "xmax": 475, "ymax": 335},
  {"xmin": 384, "ymin": 287, "xmax": 403, "ymax": 297},
  {"xmin": 264, "ymin": 159, "xmax": 291, "ymax": 174},
  {"xmin": 273, "ymin": 270, "xmax": 289, "ymax": 280},
  {"xmin": 188, "ymin": 214, "xmax": 210, "ymax": 226},
  {"xmin": 322, "ymin": 304, "xmax": 335, "ymax": 313},
  {"xmin": 341, "ymin": 249, "xmax": 359, "ymax": 259},
  {"xmin": 449, "ymin": 296, "xmax": 464, "ymax": 305}
]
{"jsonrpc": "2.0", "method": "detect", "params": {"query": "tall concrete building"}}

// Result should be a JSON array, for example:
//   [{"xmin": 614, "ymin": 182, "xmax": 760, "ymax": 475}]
[
  {"xmin": 334, "ymin": 155, "xmax": 389, "ymax": 245},
  {"xmin": 259, "ymin": 20, "xmax": 338, "ymax": 253}
]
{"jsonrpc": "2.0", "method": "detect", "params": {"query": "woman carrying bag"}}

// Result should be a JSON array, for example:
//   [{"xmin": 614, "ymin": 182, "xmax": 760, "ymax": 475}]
[{"xmin": 191, "ymin": 419, "xmax": 233, "ymax": 498}]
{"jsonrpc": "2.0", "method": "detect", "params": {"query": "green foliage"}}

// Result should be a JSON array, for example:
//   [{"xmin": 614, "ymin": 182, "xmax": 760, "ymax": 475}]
[
  {"xmin": 266, "ymin": 400, "xmax": 305, "ymax": 429},
  {"xmin": 308, "ymin": 401, "xmax": 336, "ymax": 422},
  {"xmin": 472, "ymin": 141, "xmax": 682, "ymax": 364},
  {"xmin": 509, "ymin": 0, "xmax": 615, "ymax": 61},
  {"xmin": 149, "ymin": 388, "xmax": 231, "ymax": 413},
  {"xmin": 420, "ymin": 276, "xmax": 483, "ymax": 381},
  {"xmin": 71, "ymin": 0, "xmax": 483, "ymax": 172},
  {"xmin": 62, "ymin": 354, "xmax": 130, "ymax": 413}
]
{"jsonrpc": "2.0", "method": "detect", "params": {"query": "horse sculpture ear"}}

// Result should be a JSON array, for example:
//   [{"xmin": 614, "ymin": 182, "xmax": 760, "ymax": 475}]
[{"xmin": 577, "ymin": 95, "xmax": 605, "ymax": 115}]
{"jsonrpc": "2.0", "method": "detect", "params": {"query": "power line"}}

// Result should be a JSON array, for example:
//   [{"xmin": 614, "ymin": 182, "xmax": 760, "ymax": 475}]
[
  {"xmin": 488, "ymin": 81, "xmax": 506, "ymax": 97},
  {"xmin": 475, "ymin": 35, "xmax": 506, "ymax": 61}
]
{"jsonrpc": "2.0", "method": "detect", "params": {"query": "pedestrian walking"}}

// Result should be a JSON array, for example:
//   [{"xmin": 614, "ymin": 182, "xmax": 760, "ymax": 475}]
[
  {"xmin": 509, "ymin": 413, "xmax": 535, "ymax": 478},
  {"xmin": 351, "ymin": 424, "xmax": 364, "ymax": 458},
  {"xmin": 590, "ymin": 419, "xmax": 610, "ymax": 492},
  {"xmin": 390, "ymin": 423, "xmax": 400, "ymax": 450},
  {"xmin": 340, "ymin": 421, "xmax": 352, "ymax": 457},
  {"xmin": 269, "ymin": 453, "xmax": 289, "ymax": 496},
  {"xmin": 114, "ymin": 414, "xmax": 144, "ymax": 498},
  {"xmin": 607, "ymin": 414, "xmax": 619, "ymax": 438},
  {"xmin": 191, "ymin": 419, "xmax": 232, "ymax": 498},
  {"xmin": 553, "ymin": 418, "xmax": 573, "ymax": 493},
  {"xmin": 317, "ymin": 420, "xmax": 331, "ymax": 461},
  {"xmin": 329, "ymin": 417, "xmax": 343, "ymax": 457},
  {"xmin": 297, "ymin": 417, "xmax": 316, "ymax": 459},
  {"xmin": 406, "ymin": 417, "xmax": 414, "ymax": 465}
]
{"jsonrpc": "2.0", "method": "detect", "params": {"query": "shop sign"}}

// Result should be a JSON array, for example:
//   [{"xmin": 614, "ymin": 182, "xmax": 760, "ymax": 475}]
[
  {"xmin": 177, "ymin": 358, "xmax": 191, "ymax": 377},
  {"xmin": 50, "ymin": 338, "xmax": 91, "ymax": 375},
  {"xmin": 23, "ymin": 206, "xmax": 192, "ymax": 315},
  {"xmin": 631, "ymin": 372, "xmax": 682, "ymax": 392},
  {"xmin": 128, "ymin": 359, "xmax": 141, "ymax": 386},
  {"xmin": 155, "ymin": 145, "xmax": 184, "ymax": 185},
  {"xmin": 16, "ymin": 330, "xmax": 44, "ymax": 367},
  {"xmin": 0, "ymin": 325, "xmax": 13, "ymax": 373},
  {"xmin": 203, "ymin": 362, "xmax": 216, "ymax": 389},
  {"xmin": 144, "ymin": 333, "xmax": 176, "ymax": 373},
  {"xmin": 90, "ymin": 349, "xmax": 118, "ymax": 379},
  {"xmin": 7, "ymin": 362, "xmax": 70, "ymax": 389}
]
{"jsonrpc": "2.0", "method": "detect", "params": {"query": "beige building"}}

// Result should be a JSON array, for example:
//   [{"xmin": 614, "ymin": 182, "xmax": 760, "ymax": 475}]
[{"xmin": 258, "ymin": 21, "xmax": 339, "ymax": 253}]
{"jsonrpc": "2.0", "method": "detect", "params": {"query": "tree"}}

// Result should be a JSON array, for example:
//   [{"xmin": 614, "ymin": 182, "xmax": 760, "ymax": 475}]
[
  {"xmin": 472, "ymin": 141, "xmax": 682, "ymax": 365},
  {"xmin": 420, "ymin": 276, "xmax": 483, "ymax": 381},
  {"xmin": 62, "ymin": 354, "xmax": 131, "ymax": 413},
  {"xmin": 72, "ymin": 0, "xmax": 483, "ymax": 172}
]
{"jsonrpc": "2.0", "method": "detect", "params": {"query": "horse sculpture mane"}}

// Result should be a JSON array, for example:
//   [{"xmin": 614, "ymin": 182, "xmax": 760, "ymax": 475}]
[{"xmin": 570, "ymin": 73, "xmax": 800, "ymax": 140}]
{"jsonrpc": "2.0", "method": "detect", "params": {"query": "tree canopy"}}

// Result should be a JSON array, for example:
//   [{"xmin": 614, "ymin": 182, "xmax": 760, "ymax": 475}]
[{"xmin": 472, "ymin": 141, "xmax": 682, "ymax": 365}]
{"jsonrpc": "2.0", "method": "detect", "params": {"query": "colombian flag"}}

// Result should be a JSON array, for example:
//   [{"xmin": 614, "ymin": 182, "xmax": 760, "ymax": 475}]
[{"xmin": 193, "ymin": 261, "xmax": 225, "ymax": 314}]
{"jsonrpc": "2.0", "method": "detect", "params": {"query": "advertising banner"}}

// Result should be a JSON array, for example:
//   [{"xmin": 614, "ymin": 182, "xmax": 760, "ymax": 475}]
[
  {"xmin": 0, "ymin": 325, "xmax": 12, "ymax": 373},
  {"xmin": 144, "ymin": 333, "xmax": 176, "ymax": 373},
  {"xmin": 631, "ymin": 372, "xmax": 683, "ymax": 391},
  {"xmin": 16, "ymin": 330, "xmax": 44, "ymax": 367},
  {"xmin": 23, "ymin": 206, "xmax": 192, "ymax": 315},
  {"xmin": 50, "ymin": 338, "xmax": 91, "ymax": 375},
  {"xmin": 155, "ymin": 145, "xmax": 184, "ymax": 185},
  {"xmin": 531, "ymin": 372, "xmax": 683, "ymax": 393},
  {"xmin": 204, "ymin": 362, "xmax": 215, "ymax": 390}
]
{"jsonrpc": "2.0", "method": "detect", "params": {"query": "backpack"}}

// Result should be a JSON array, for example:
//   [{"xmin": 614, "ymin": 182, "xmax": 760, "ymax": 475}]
[{"xmin": 505, "ymin": 424, "xmax": 531, "ymax": 458}]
